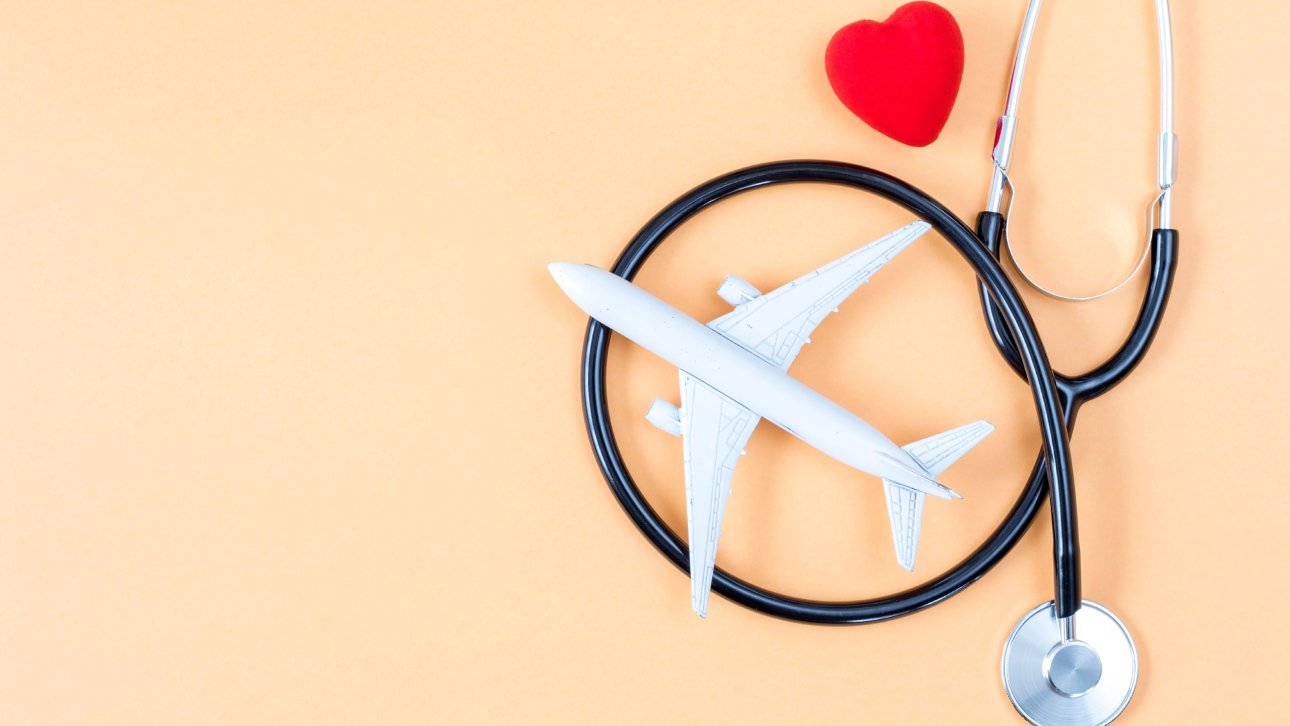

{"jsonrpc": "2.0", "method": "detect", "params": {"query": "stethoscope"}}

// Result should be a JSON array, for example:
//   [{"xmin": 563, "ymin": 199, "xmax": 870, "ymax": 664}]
[{"xmin": 576, "ymin": 2, "xmax": 1178, "ymax": 724}]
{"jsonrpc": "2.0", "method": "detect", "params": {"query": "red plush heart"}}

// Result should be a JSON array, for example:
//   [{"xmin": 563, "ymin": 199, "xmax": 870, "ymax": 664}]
[{"xmin": 825, "ymin": 2, "xmax": 964, "ymax": 147}]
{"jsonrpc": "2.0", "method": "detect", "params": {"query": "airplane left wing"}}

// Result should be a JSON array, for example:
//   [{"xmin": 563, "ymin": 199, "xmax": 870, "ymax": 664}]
[
  {"xmin": 706, "ymin": 221, "xmax": 930, "ymax": 370},
  {"xmin": 677, "ymin": 371, "xmax": 760, "ymax": 617}
]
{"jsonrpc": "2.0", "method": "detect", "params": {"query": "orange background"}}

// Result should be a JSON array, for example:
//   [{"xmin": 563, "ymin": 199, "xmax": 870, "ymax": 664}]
[{"xmin": 1, "ymin": 1, "xmax": 1287, "ymax": 723}]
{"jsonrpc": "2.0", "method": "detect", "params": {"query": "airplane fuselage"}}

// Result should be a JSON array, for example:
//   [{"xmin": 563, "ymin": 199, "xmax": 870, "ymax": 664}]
[{"xmin": 550, "ymin": 262, "xmax": 947, "ymax": 498}]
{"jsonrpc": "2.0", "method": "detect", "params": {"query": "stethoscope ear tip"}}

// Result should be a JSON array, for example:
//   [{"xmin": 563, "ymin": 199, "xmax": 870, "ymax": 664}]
[{"xmin": 1002, "ymin": 600, "xmax": 1138, "ymax": 726}]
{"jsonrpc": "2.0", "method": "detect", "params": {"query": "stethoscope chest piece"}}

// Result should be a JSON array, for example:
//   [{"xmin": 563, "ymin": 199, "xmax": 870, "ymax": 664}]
[{"xmin": 1002, "ymin": 601, "xmax": 1138, "ymax": 726}]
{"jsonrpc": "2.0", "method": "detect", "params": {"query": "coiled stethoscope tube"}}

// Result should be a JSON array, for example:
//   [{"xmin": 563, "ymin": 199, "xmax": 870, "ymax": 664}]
[{"xmin": 579, "ymin": 160, "xmax": 1175, "ymax": 624}]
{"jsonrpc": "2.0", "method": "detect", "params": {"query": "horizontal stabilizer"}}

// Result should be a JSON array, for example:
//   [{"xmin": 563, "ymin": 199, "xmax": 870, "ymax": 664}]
[
  {"xmin": 904, "ymin": 420, "xmax": 995, "ymax": 476},
  {"xmin": 882, "ymin": 420, "xmax": 994, "ymax": 571},
  {"xmin": 882, "ymin": 480, "xmax": 925, "ymax": 571}
]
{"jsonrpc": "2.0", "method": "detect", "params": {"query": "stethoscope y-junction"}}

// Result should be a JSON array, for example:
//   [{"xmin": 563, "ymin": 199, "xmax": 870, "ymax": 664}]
[{"xmin": 575, "ymin": 2, "xmax": 1178, "ymax": 724}]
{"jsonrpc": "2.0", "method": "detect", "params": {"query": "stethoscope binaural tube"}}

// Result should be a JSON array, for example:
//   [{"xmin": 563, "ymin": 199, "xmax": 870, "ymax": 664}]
[{"xmin": 581, "ymin": 160, "xmax": 1081, "ymax": 624}]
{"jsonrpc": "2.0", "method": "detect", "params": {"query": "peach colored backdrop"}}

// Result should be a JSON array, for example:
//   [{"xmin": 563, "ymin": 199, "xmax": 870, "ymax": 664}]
[{"xmin": 1, "ymin": 1, "xmax": 1286, "ymax": 723}]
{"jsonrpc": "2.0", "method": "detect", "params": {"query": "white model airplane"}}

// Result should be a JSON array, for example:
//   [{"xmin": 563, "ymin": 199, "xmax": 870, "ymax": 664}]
[{"xmin": 550, "ymin": 221, "xmax": 993, "ymax": 617}]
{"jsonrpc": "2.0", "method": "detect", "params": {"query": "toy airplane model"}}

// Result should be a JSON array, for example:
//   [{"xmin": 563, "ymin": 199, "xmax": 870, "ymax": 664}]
[{"xmin": 550, "ymin": 221, "xmax": 993, "ymax": 617}]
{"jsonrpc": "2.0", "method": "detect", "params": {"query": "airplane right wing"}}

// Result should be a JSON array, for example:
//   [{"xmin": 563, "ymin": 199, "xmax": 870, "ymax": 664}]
[
  {"xmin": 883, "ymin": 420, "xmax": 995, "ymax": 571},
  {"xmin": 663, "ymin": 372, "xmax": 761, "ymax": 617}
]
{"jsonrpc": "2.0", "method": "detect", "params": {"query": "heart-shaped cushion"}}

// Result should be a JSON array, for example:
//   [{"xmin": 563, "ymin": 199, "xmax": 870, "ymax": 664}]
[{"xmin": 825, "ymin": 2, "xmax": 964, "ymax": 147}]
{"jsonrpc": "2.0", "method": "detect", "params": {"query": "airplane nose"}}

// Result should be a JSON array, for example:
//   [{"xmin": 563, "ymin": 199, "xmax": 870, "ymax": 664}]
[
  {"xmin": 548, "ymin": 261, "xmax": 578, "ymax": 290},
  {"xmin": 548, "ymin": 262, "xmax": 595, "ymax": 303}
]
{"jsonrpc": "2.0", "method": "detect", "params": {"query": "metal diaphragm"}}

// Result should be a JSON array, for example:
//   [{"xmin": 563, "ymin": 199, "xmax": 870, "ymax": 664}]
[{"xmin": 1002, "ymin": 600, "xmax": 1137, "ymax": 726}]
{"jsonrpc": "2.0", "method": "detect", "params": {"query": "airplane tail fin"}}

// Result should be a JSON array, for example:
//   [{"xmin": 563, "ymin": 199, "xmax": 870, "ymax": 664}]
[{"xmin": 882, "ymin": 420, "xmax": 995, "ymax": 571}]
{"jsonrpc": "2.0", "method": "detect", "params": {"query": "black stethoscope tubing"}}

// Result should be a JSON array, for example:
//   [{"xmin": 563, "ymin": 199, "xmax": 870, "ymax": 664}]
[{"xmin": 579, "ymin": 160, "xmax": 1177, "ymax": 625}]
